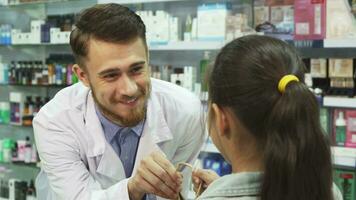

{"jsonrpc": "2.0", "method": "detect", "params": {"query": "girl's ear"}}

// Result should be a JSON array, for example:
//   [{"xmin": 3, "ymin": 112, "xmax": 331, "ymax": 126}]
[{"xmin": 211, "ymin": 103, "xmax": 230, "ymax": 137}]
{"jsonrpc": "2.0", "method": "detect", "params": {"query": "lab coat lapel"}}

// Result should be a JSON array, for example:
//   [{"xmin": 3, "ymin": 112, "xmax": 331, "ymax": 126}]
[
  {"xmin": 132, "ymin": 96, "xmax": 173, "ymax": 175},
  {"xmin": 84, "ymin": 92, "xmax": 125, "ymax": 181}
]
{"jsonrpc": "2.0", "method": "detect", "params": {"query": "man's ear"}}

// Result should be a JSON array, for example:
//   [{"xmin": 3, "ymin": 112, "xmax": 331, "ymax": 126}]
[
  {"xmin": 72, "ymin": 64, "xmax": 89, "ymax": 87},
  {"xmin": 211, "ymin": 103, "xmax": 230, "ymax": 137}
]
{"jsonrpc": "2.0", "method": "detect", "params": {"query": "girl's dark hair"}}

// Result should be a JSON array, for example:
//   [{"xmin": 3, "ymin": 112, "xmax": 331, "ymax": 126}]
[{"xmin": 209, "ymin": 35, "xmax": 333, "ymax": 200}]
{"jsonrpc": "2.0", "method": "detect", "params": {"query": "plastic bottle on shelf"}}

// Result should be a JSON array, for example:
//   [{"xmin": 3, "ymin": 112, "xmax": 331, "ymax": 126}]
[
  {"xmin": 2, "ymin": 139, "xmax": 12, "ymax": 163},
  {"xmin": 200, "ymin": 51, "xmax": 210, "ymax": 95},
  {"xmin": 0, "ymin": 139, "xmax": 3, "ymax": 162},
  {"xmin": 0, "ymin": 102, "xmax": 10, "ymax": 124},
  {"xmin": 30, "ymin": 144, "xmax": 38, "ymax": 163},
  {"xmin": 24, "ymin": 137, "xmax": 32, "ymax": 164},
  {"xmin": 184, "ymin": 14, "xmax": 192, "ymax": 41},
  {"xmin": 335, "ymin": 111, "xmax": 346, "ymax": 146},
  {"xmin": 26, "ymin": 180, "xmax": 36, "ymax": 200},
  {"xmin": 11, "ymin": 141, "xmax": 18, "ymax": 163}
]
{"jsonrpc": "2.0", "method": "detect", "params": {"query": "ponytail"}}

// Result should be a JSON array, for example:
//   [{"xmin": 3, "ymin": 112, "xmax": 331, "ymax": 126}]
[
  {"xmin": 209, "ymin": 35, "xmax": 335, "ymax": 200},
  {"xmin": 261, "ymin": 82, "xmax": 333, "ymax": 200}
]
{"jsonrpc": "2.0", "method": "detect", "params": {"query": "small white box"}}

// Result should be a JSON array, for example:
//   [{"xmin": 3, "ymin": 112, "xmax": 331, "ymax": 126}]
[
  {"xmin": 59, "ymin": 31, "xmax": 71, "ymax": 44},
  {"xmin": 31, "ymin": 20, "xmax": 45, "ymax": 34},
  {"xmin": 197, "ymin": 3, "xmax": 230, "ymax": 41},
  {"xmin": 50, "ymin": 28, "xmax": 61, "ymax": 44},
  {"xmin": 23, "ymin": 33, "xmax": 31, "ymax": 44},
  {"xmin": 11, "ymin": 29, "xmax": 21, "ymax": 44},
  {"xmin": 30, "ymin": 32, "xmax": 41, "ymax": 44}
]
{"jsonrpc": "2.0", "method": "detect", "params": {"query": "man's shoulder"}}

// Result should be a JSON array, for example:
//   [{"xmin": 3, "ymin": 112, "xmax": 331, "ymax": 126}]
[{"xmin": 35, "ymin": 82, "xmax": 89, "ymax": 120}]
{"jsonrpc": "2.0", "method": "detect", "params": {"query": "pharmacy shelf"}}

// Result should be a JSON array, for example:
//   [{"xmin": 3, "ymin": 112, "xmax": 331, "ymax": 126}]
[
  {"xmin": 0, "ymin": 162, "xmax": 39, "ymax": 169},
  {"xmin": 10, "ymin": 43, "xmax": 68, "ymax": 46},
  {"xmin": 3, "ymin": 41, "xmax": 225, "ymax": 50},
  {"xmin": 332, "ymin": 147, "xmax": 356, "ymax": 168},
  {"xmin": 6, "ymin": 83, "xmax": 69, "ymax": 87},
  {"xmin": 324, "ymin": 39, "xmax": 356, "ymax": 48},
  {"xmin": 323, "ymin": 96, "xmax": 356, "ymax": 108},
  {"xmin": 0, "ymin": 0, "xmax": 75, "ymax": 7},
  {"xmin": 98, "ymin": 0, "xmax": 187, "ymax": 4},
  {"xmin": 201, "ymin": 143, "xmax": 356, "ymax": 168},
  {"xmin": 149, "ymin": 41, "xmax": 226, "ymax": 51}
]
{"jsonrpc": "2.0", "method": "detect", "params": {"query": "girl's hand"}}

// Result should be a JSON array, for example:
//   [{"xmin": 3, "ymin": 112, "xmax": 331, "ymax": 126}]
[{"xmin": 191, "ymin": 169, "xmax": 220, "ymax": 196}]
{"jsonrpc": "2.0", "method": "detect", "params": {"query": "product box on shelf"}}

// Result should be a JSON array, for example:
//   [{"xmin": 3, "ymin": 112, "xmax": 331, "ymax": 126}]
[
  {"xmin": 267, "ymin": 0, "xmax": 294, "ymax": 6},
  {"xmin": 345, "ymin": 111, "xmax": 356, "ymax": 148},
  {"xmin": 333, "ymin": 109, "xmax": 356, "ymax": 148},
  {"xmin": 326, "ymin": 0, "xmax": 356, "ymax": 39},
  {"xmin": 30, "ymin": 20, "xmax": 45, "ymax": 44},
  {"xmin": 0, "ymin": 0, "xmax": 8, "ymax": 6},
  {"xmin": 9, "ymin": 92, "xmax": 23, "ymax": 126},
  {"xmin": 254, "ymin": 6, "xmax": 269, "ymax": 27},
  {"xmin": 197, "ymin": 3, "xmax": 231, "ymax": 41},
  {"xmin": 334, "ymin": 169, "xmax": 355, "ymax": 200},
  {"xmin": 294, "ymin": 0, "xmax": 326, "ymax": 40},
  {"xmin": 270, "ymin": 5, "xmax": 294, "ymax": 34},
  {"xmin": 328, "ymin": 59, "xmax": 355, "ymax": 97},
  {"xmin": 50, "ymin": 28, "xmax": 70, "ymax": 44},
  {"xmin": 136, "ymin": 10, "xmax": 173, "ymax": 45}
]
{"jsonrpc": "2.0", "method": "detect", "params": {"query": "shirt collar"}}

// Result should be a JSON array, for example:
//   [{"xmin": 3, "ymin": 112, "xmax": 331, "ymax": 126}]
[{"xmin": 94, "ymin": 104, "xmax": 145, "ymax": 142}]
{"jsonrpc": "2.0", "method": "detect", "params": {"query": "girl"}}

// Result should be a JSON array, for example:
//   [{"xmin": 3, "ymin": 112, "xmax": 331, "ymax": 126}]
[{"xmin": 192, "ymin": 35, "xmax": 342, "ymax": 200}]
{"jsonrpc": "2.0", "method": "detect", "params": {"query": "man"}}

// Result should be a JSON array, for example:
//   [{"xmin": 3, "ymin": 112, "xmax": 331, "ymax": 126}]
[{"xmin": 33, "ymin": 3, "xmax": 205, "ymax": 200}]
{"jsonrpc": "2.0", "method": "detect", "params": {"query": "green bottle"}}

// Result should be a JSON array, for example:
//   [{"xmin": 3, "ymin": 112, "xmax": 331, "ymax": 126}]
[
  {"xmin": 200, "ymin": 51, "xmax": 210, "ymax": 92},
  {"xmin": 336, "ymin": 112, "xmax": 346, "ymax": 146}
]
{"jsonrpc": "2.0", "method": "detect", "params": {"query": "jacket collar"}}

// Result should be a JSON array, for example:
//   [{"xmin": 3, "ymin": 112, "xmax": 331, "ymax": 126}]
[{"xmin": 198, "ymin": 172, "xmax": 262, "ymax": 199}]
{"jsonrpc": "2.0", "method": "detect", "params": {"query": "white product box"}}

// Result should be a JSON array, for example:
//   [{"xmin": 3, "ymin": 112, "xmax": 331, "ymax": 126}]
[
  {"xmin": 197, "ymin": 3, "xmax": 230, "ymax": 41},
  {"xmin": 169, "ymin": 17, "xmax": 179, "ymax": 42},
  {"xmin": 171, "ymin": 74, "xmax": 185, "ymax": 87},
  {"xmin": 50, "ymin": 28, "xmax": 61, "ymax": 44},
  {"xmin": 0, "ymin": 0, "xmax": 8, "ymax": 6},
  {"xmin": 149, "ymin": 10, "xmax": 170, "ymax": 45},
  {"xmin": 31, "ymin": 20, "xmax": 45, "ymax": 34},
  {"xmin": 58, "ymin": 31, "xmax": 70, "ymax": 44},
  {"xmin": 23, "ymin": 33, "xmax": 31, "ymax": 44},
  {"xmin": 11, "ymin": 29, "xmax": 21, "ymax": 44}
]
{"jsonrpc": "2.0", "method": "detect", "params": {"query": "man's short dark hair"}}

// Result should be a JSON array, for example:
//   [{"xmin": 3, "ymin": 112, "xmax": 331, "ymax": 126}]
[{"xmin": 70, "ymin": 3, "xmax": 147, "ymax": 69}]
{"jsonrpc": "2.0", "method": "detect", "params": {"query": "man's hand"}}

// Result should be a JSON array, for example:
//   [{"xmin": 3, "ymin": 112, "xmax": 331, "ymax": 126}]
[{"xmin": 128, "ymin": 151, "xmax": 183, "ymax": 200}]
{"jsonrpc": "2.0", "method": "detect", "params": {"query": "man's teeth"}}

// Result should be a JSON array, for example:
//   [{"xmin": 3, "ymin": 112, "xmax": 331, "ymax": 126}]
[{"xmin": 126, "ymin": 98, "xmax": 137, "ymax": 103}]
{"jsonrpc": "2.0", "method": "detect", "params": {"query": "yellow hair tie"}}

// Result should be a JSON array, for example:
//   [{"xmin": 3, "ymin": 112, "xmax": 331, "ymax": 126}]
[{"xmin": 278, "ymin": 75, "xmax": 299, "ymax": 93}]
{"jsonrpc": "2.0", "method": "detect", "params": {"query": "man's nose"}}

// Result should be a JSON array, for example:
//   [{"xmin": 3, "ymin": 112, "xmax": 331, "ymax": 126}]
[{"xmin": 118, "ymin": 74, "xmax": 138, "ymax": 96}]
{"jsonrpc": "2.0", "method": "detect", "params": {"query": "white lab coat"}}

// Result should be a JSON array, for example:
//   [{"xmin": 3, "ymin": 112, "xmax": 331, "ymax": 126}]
[{"xmin": 33, "ymin": 78, "xmax": 206, "ymax": 200}]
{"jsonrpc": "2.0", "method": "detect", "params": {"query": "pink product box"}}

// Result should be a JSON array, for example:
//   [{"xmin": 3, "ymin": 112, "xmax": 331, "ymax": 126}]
[
  {"xmin": 294, "ymin": 0, "xmax": 326, "ymax": 40},
  {"xmin": 345, "ymin": 110, "xmax": 356, "ymax": 148}
]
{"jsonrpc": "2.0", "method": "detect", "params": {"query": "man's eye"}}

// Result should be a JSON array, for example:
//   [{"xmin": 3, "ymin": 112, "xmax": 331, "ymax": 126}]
[
  {"xmin": 132, "ymin": 66, "xmax": 143, "ymax": 73},
  {"xmin": 103, "ymin": 73, "xmax": 118, "ymax": 79}
]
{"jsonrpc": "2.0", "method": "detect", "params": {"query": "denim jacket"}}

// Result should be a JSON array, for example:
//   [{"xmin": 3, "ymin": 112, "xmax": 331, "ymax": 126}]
[{"xmin": 196, "ymin": 172, "xmax": 343, "ymax": 200}]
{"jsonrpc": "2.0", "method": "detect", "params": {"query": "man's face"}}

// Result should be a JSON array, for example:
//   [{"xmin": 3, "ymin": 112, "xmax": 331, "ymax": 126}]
[{"xmin": 82, "ymin": 37, "xmax": 150, "ymax": 127}]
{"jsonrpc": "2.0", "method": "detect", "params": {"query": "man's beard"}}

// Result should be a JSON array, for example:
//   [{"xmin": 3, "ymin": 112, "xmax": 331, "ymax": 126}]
[{"xmin": 91, "ymin": 81, "xmax": 151, "ymax": 127}]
